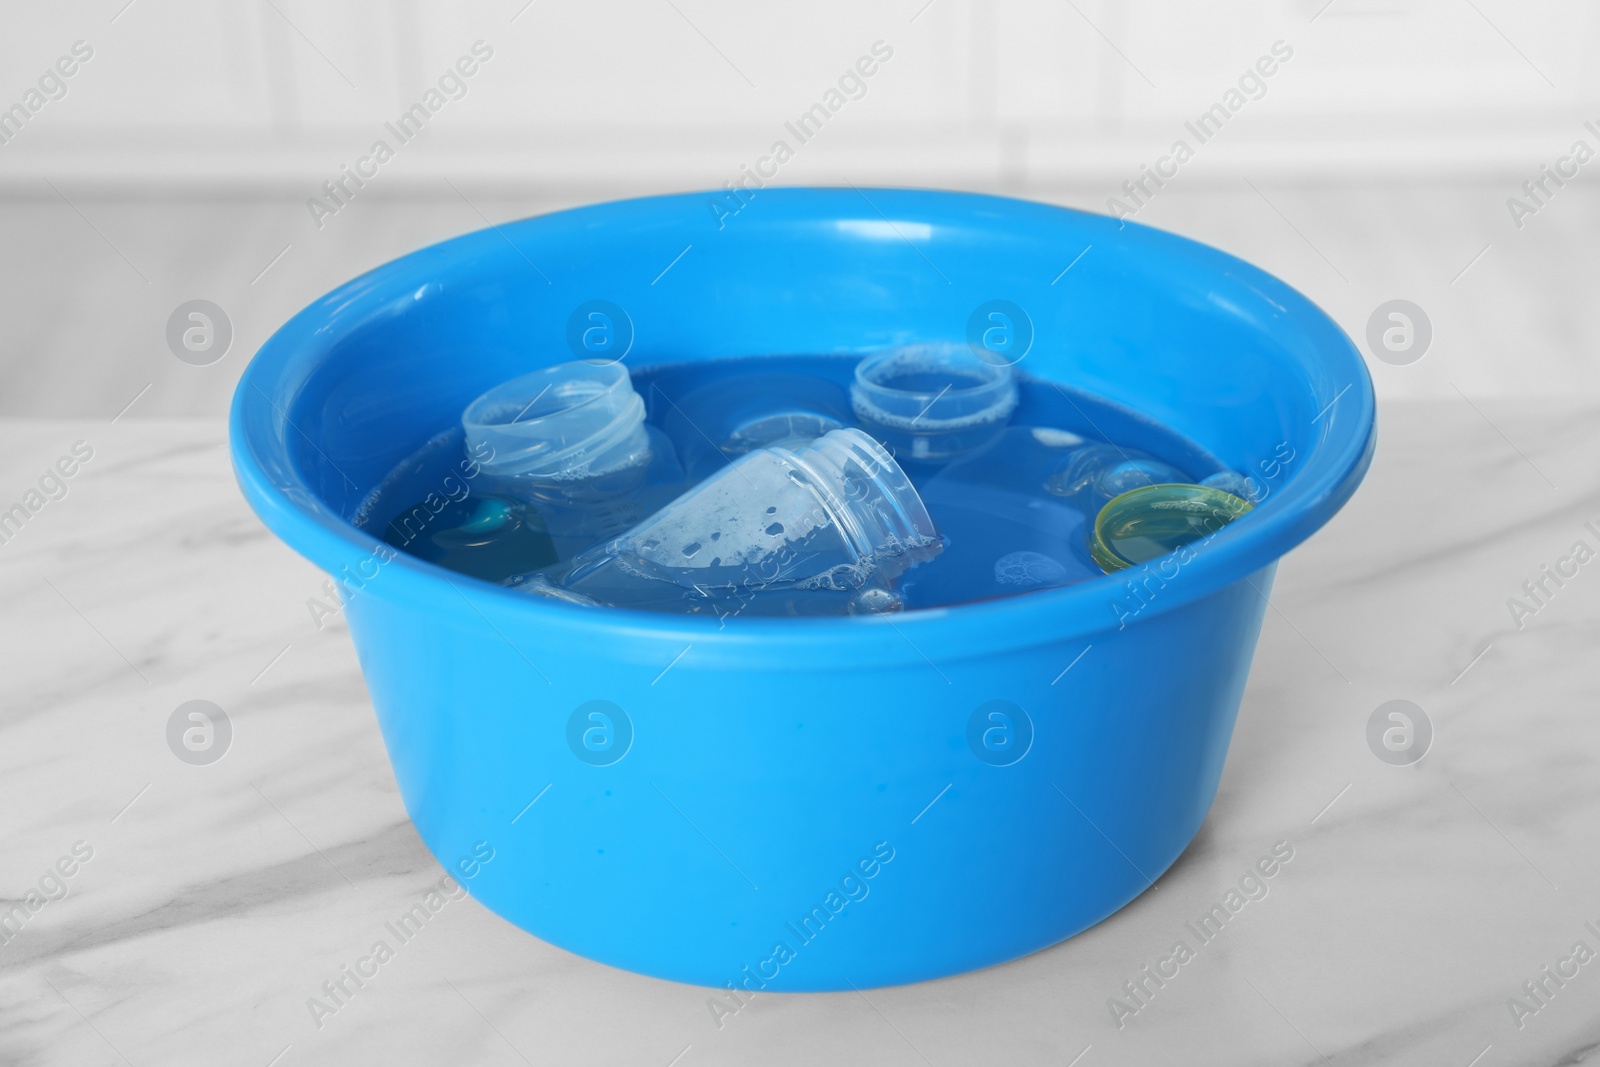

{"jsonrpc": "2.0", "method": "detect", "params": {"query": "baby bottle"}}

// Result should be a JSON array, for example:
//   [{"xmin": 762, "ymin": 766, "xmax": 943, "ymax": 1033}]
[
  {"xmin": 529, "ymin": 428, "xmax": 942, "ymax": 615},
  {"xmin": 462, "ymin": 361, "xmax": 685, "ymax": 559},
  {"xmin": 850, "ymin": 343, "xmax": 1018, "ymax": 466}
]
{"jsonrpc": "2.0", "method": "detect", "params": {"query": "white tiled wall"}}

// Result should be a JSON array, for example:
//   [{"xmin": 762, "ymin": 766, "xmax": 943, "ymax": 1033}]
[
  {"xmin": 1, "ymin": 1, "xmax": 1597, "ymax": 416},
  {"xmin": 2, "ymin": 0, "xmax": 1595, "ymax": 185}
]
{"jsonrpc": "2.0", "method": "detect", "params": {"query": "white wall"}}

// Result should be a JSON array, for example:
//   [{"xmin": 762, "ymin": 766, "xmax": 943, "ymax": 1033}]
[
  {"xmin": 5, "ymin": 0, "xmax": 1597, "ymax": 184},
  {"xmin": 1, "ymin": 0, "xmax": 1597, "ymax": 415}
]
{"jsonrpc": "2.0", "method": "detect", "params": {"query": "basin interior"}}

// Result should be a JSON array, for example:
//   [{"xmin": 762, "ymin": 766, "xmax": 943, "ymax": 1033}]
[{"xmin": 259, "ymin": 191, "xmax": 1366, "ymax": 588}]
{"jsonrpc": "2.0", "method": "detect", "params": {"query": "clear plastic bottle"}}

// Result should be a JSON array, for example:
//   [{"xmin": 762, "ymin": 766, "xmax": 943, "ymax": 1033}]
[
  {"xmin": 531, "ymin": 428, "xmax": 942, "ymax": 615},
  {"xmin": 851, "ymin": 343, "xmax": 1018, "ymax": 466},
  {"xmin": 462, "ymin": 362, "xmax": 685, "ymax": 559}
]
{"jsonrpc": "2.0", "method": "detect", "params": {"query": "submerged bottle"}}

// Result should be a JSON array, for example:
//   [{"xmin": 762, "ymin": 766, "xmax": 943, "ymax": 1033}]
[
  {"xmin": 462, "ymin": 361, "xmax": 684, "ymax": 559},
  {"xmin": 522, "ymin": 428, "xmax": 942, "ymax": 615},
  {"xmin": 851, "ymin": 343, "xmax": 1018, "ymax": 466},
  {"xmin": 1046, "ymin": 443, "xmax": 1190, "ymax": 509},
  {"xmin": 655, "ymin": 361, "xmax": 854, "ymax": 481}
]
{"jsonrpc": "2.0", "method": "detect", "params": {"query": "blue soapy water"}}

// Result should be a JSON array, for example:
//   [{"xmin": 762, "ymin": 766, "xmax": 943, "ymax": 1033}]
[
  {"xmin": 652, "ymin": 364, "xmax": 853, "ymax": 481},
  {"xmin": 358, "ymin": 354, "xmax": 1235, "ymax": 613}
]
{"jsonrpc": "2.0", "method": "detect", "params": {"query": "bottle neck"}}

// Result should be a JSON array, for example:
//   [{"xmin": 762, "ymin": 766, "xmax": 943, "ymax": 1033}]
[
  {"xmin": 463, "ymin": 364, "xmax": 649, "ymax": 480},
  {"xmin": 780, "ymin": 429, "xmax": 939, "ymax": 563}
]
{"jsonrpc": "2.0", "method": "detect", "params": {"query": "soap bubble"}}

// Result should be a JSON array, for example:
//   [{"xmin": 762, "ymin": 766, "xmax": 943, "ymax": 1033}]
[
  {"xmin": 993, "ymin": 550, "xmax": 1069, "ymax": 588},
  {"xmin": 848, "ymin": 587, "xmax": 902, "ymax": 615}
]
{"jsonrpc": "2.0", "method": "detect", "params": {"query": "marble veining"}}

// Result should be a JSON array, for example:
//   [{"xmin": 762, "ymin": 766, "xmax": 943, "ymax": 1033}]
[{"xmin": 2, "ymin": 402, "xmax": 1599, "ymax": 1066}]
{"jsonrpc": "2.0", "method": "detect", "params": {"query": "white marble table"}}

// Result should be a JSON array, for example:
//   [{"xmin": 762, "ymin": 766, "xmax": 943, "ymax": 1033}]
[{"xmin": 2, "ymin": 400, "xmax": 1597, "ymax": 1067}]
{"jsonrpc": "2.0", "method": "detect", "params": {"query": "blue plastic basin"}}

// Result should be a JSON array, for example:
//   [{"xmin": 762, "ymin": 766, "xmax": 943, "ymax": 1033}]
[{"xmin": 230, "ymin": 188, "xmax": 1374, "ymax": 991}]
